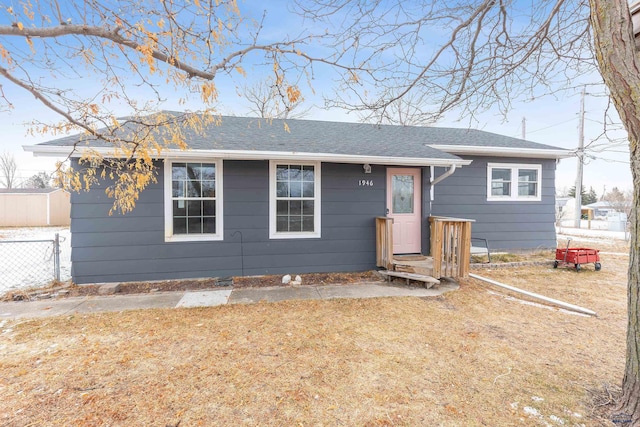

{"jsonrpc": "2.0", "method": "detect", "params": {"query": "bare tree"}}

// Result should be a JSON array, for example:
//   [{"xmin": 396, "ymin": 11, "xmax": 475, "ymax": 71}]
[
  {"xmin": 358, "ymin": 91, "xmax": 437, "ymax": 126},
  {"xmin": 603, "ymin": 187, "xmax": 633, "ymax": 218},
  {"xmin": 0, "ymin": 151, "xmax": 17, "ymax": 189},
  {"xmin": 296, "ymin": 0, "xmax": 596, "ymax": 124},
  {"xmin": 293, "ymin": 0, "xmax": 640, "ymax": 421},
  {"xmin": 244, "ymin": 79, "xmax": 310, "ymax": 119},
  {"xmin": 23, "ymin": 171, "xmax": 53, "ymax": 189}
]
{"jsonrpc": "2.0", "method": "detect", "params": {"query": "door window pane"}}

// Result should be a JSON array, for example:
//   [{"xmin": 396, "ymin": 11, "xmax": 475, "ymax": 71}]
[{"xmin": 392, "ymin": 175, "xmax": 414, "ymax": 214}]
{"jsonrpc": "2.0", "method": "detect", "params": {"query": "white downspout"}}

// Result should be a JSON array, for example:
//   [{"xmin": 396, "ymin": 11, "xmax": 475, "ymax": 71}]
[
  {"xmin": 431, "ymin": 165, "xmax": 456, "ymax": 187},
  {"xmin": 429, "ymin": 164, "xmax": 458, "ymax": 209},
  {"xmin": 430, "ymin": 164, "xmax": 456, "ymax": 187}
]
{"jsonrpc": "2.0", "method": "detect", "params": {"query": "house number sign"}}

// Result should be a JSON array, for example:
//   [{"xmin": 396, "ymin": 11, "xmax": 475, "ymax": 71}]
[{"xmin": 358, "ymin": 179, "xmax": 374, "ymax": 187}]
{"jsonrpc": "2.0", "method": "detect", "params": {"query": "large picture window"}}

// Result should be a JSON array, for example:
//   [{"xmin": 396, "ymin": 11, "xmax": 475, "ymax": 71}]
[
  {"xmin": 487, "ymin": 163, "xmax": 541, "ymax": 201},
  {"xmin": 270, "ymin": 161, "xmax": 321, "ymax": 239},
  {"xmin": 164, "ymin": 160, "xmax": 223, "ymax": 241}
]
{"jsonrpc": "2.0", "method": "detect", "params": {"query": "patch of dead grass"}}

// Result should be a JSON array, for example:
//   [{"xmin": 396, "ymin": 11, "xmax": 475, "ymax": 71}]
[{"xmin": 0, "ymin": 253, "xmax": 628, "ymax": 426}]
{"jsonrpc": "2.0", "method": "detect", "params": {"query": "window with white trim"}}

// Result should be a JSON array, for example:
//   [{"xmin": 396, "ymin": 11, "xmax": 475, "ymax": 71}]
[
  {"xmin": 164, "ymin": 160, "xmax": 223, "ymax": 241},
  {"xmin": 269, "ymin": 161, "xmax": 321, "ymax": 239},
  {"xmin": 487, "ymin": 163, "xmax": 541, "ymax": 201}
]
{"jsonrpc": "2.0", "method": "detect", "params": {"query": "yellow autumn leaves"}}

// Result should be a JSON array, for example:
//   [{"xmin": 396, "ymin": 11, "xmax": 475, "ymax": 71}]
[{"xmin": 53, "ymin": 112, "xmax": 221, "ymax": 215}]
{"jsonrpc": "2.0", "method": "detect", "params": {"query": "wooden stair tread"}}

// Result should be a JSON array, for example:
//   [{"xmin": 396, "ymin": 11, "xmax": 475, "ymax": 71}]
[
  {"xmin": 393, "ymin": 255, "xmax": 428, "ymax": 261},
  {"xmin": 379, "ymin": 270, "xmax": 440, "ymax": 284}
]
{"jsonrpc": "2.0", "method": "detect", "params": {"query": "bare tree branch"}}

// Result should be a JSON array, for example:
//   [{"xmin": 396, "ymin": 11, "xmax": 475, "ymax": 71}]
[
  {"xmin": 0, "ymin": 151, "xmax": 17, "ymax": 189},
  {"xmin": 298, "ymin": 0, "xmax": 594, "ymax": 124},
  {"xmin": 0, "ymin": 24, "xmax": 217, "ymax": 79}
]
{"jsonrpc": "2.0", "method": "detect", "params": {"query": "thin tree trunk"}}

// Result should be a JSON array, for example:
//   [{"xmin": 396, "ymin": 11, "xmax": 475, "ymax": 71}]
[{"xmin": 590, "ymin": 0, "xmax": 640, "ymax": 422}]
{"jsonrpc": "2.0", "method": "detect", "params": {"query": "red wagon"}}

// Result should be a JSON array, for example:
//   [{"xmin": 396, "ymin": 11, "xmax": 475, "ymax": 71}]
[{"xmin": 554, "ymin": 245, "xmax": 601, "ymax": 272}]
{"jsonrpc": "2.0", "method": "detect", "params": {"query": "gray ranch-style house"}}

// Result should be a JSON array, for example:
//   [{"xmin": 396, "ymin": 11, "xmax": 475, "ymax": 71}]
[{"xmin": 26, "ymin": 115, "xmax": 570, "ymax": 285}]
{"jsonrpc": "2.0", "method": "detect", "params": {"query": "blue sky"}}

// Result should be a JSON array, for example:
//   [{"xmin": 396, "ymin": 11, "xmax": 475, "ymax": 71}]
[{"xmin": 0, "ymin": 0, "xmax": 632, "ymax": 195}]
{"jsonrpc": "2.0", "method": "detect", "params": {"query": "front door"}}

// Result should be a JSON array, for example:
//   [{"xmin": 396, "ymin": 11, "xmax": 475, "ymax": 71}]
[{"xmin": 387, "ymin": 168, "xmax": 421, "ymax": 254}]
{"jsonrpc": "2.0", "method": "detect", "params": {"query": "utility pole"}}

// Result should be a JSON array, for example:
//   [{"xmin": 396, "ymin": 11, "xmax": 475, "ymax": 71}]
[
  {"xmin": 574, "ymin": 87, "xmax": 586, "ymax": 228},
  {"xmin": 521, "ymin": 117, "xmax": 526, "ymax": 140}
]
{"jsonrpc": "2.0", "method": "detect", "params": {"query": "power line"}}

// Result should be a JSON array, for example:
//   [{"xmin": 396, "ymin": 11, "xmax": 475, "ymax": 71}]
[{"xmin": 526, "ymin": 117, "xmax": 578, "ymax": 135}]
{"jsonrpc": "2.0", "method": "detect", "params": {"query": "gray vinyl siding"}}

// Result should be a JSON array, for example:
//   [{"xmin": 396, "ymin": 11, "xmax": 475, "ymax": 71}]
[
  {"xmin": 69, "ymin": 156, "xmax": 556, "ymax": 283},
  {"xmin": 430, "ymin": 156, "xmax": 557, "ymax": 250},
  {"xmin": 70, "ymin": 160, "xmax": 386, "ymax": 284}
]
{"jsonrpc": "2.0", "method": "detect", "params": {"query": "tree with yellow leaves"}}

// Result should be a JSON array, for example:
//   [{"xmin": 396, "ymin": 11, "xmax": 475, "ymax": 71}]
[{"xmin": 0, "ymin": 0, "xmax": 360, "ymax": 213}]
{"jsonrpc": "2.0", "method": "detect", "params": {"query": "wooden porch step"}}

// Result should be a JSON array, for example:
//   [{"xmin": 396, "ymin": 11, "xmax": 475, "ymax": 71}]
[
  {"xmin": 394, "ymin": 263, "xmax": 433, "ymax": 277},
  {"xmin": 378, "ymin": 270, "xmax": 440, "ymax": 289}
]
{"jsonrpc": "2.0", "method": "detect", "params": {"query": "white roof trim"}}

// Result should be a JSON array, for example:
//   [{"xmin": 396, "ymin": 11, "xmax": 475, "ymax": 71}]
[
  {"xmin": 428, "ymin": 144, "xmax": 573, "ymax": 159},
  {"xmin": 23, "ymin": 145, "xmax": 473, "ymax": 167}
]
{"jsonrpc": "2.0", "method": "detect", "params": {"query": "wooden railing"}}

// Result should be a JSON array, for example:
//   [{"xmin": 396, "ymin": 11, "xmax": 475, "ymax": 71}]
[
  {"xmin": 429, "ymin": 216, "xmax": 475, "ymax": 279},
  {"xmin": 375, "ymin": 217, "xmax": 394, "ymax": 270}
]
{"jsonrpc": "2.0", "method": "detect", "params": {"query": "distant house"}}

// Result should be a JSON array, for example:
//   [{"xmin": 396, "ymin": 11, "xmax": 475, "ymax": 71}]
[
  {"xmin": 557, "ymin": 197, "xmax": 596, "ymax": 226},
  {"xmin": 586, "ymin": 201, "xmax": 616, "ymax": 218},
  {"xmin": 0, "ymin": 188, "xmax": 70, "ymax": 227},
  {"xmin": 26, "ymin": 115, "xmax": 570, "ymax": 284}
]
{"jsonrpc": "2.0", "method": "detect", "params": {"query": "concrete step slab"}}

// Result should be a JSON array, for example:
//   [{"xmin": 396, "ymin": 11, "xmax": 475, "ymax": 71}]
[
  {"xmin": 176, "ymin": 290, "xmax": 232, "ymax": 308},
  {"xmin": 228, "ymin": 286, "xmax": 321, "ymax": 304},
  {"xmin": 73, "ymin": 293, "xmax": 183, "ymax": 314}
]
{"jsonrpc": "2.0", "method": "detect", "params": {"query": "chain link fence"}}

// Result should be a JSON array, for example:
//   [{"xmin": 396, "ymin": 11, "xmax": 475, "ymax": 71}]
[{"xmin": 0, "ymin": 233, "xmax": 65, "ymax": 293}]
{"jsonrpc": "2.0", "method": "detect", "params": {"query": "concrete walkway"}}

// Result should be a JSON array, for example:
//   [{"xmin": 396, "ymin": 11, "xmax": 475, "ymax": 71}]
[{"xmin": 0, "ymin": 281, "xmax": 459, "ymax": 320}]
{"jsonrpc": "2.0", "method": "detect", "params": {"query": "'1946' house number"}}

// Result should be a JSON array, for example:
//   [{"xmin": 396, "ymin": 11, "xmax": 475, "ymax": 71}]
[{"xmin": 359, "ymin": 179, "xmax": 374, "ymax": 187}]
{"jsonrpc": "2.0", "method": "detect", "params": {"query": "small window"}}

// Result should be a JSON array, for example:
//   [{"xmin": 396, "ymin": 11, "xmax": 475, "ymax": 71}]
[
  {"xmin": 518, "ymin": 168, "xmax": 538, "ymax": 197},
  {"xmin": 490, "ymin": 168, "xmax": 511, "ymax": 197},
  {"xmin": 487, "ymin": 163, "xmax": 541, "ymax": 201},
  {"xmin": 270, "ymin": 161, "xmax": 321, "ymax": 239},
  {"xmin": 164, "ymin": 160, "xmax": 223, "ymax": 241}
]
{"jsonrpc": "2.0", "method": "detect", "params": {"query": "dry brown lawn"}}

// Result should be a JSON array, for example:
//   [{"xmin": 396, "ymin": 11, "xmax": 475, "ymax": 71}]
[{"xmin": 0, "ymin": 238, "xmax": 629, "ymax": 426}]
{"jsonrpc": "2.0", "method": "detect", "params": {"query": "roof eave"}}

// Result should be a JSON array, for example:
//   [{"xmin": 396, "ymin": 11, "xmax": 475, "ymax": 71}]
[
  {"xmin": 23, "ymin": 145, "xmax": 472, "ymax": 167},
  {"xmin": 428, "ymin": 144, "xmax": 573, "ymax": 159}
]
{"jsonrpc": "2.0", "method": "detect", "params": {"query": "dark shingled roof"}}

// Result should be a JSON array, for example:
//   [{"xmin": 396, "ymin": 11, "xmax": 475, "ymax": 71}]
[{"xmin": 36, "ymin": 115, "xmax": 566, "ymax": 160}]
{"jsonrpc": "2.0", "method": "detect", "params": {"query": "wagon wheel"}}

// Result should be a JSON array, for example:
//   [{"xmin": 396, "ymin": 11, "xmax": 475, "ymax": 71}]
[
  {"xmin": 553, "ymin": 260, "xmax": 558, "ymax": 268},
  {"xmin": 595, "ymin": 262, "xmax": 602, "ymax": 271},
  {"xmin": 575, "ymin": 264, "xmax": 581, "ymax": 272}
]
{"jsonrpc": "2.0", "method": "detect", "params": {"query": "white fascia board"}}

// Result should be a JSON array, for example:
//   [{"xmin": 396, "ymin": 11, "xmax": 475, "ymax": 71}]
[
  {"xmin": 428, "ymin": 144, "xmax": 573, "ymax": 159},
  {"xmin": 24, "ymin": 145, "xmax": 473, "ymax": 167}
]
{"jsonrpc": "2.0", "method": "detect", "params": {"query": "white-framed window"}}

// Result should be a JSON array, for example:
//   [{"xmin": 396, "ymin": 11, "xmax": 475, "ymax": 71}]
[
  {"xmin": 487, "ymin": 163, "xmax": 542, "ymax": 201},
  {"xmin": 269, "ymin": 160, "xmax": 321, "ymax": 239},
  {"xmin": 164, "ymin": 159, "xmax": 223, "ymax": 242}
]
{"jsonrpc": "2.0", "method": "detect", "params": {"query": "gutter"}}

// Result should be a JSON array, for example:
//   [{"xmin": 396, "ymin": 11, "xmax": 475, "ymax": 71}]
[
  {"xmin": 23, "ymin": 145, "xmax": 473, "ymax": 168},
  {"xmin": 428, "ymin": 144, "xmax": 572, "ymax": 159}
]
